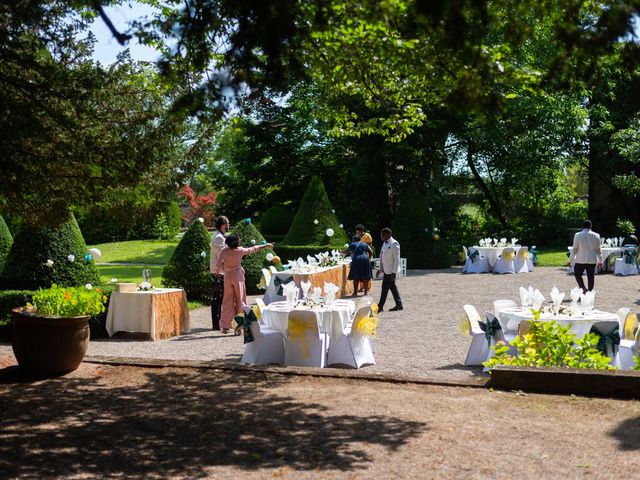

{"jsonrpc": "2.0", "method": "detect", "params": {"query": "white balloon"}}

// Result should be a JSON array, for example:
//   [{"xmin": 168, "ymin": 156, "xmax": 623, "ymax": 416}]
[
  {"xmin": 266, "ymin": 253, "xmax": 274, "ymax": 262},
  {"xmin": 326, "ymin": 228, "xmax": 334, "ymax": 237},
  {"xmin": 89, "ymin": 248, "xmax": 102, "ymax": 260}
]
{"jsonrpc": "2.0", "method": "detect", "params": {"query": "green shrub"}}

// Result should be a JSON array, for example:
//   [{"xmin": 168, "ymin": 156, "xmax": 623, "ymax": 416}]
[
  {"xmin": 0, "ymin": 212, "xmax": 101, "ymax": 290},
  {"xmin": 0, "ymin": 214, "xmax": 12, "ymax": 275},
  {"xmin": 282, "ymin": 176, "xmax": 349, "ymax": 247},
  {"xmin": 484, "ymin": 314, "xmax": 614, "ymax": 370},
  {"xmin": 391, "ymin": 184, "xmax": 451, "ymax": 268},
  {"xmin": 161, "ymin": 219, "xmax": 212, "ymax": 301},
  {"xmin": 75, "ymin": 201, "xmax": 181, "ymax": 243},
  {"xmin": 616, "ymin": 218, "xmax": 636, "ymax": 236},
  {"xmin": 230, "ymin": 219, "xmax": 279, "ymax": 295},
  {"xmin": 259, "ymin": 205, "xmax": 295, "ymax": 235}
]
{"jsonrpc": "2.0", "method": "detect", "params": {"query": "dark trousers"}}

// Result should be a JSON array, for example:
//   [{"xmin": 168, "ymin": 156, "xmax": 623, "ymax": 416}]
[
  {"xmin": 573, "ymin": 263, "xmax": 596, "ymax": 293},
  {"xmin": 211, "ymin": 275, "xmax": 224, "ymax": 330},
  {"xmin": 379, "ymin": 273, "xmax": 402, "ymax": 309}
]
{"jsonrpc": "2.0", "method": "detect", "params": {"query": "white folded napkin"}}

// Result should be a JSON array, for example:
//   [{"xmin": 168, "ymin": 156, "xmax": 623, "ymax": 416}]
[
  {"xmin": 479, "ymin": 239, "xmax": 485, "ymax": 246},
  {"xmin": 312, "ymin": 287, "xmax": 322, "ymax": 303},
  {"xmin": 519, "ymin": 286, "xmax": 530, "ymax": 307},
  {"xmin": 582, "ymin": 290, "xmax": 596, "ymax": 310},
  {"xmin": 511, "ymin": 237, "xmax": 518, "ymax": 246},
  {"xmin": 323, "ymin": 282, "xmax": 339, "ymax": 304},
  {"xmin": 500, "ymin": 237, "xmax": 507, "ymax": 246},
  {"xmin": 300, "ymin": 280, "xmax": 312, "ymax": 299},
  {"xmin": 532, "ymin": 289, "xmax": 545, "ymax": 310},
  {"xmin": 570, "ymin": 287, "xmax": 582, "ymax": 306},
  {"xmin": 550, "ymin": 286, "xmax": 564, "ymax": 315},
  {"xmin": 619, "ymin": 237, "xmax": 625, "ymax": 246},
  {"xmin": 606, "ymin": 238, "xmax": 612, "ymax": 246},
  {"xmin": 306, "ymin": 255, "xmax": 317, "ymax": 265},
  {"xmin": 282, "ymin": 283, "xmax": 299, "ymax": 307}
]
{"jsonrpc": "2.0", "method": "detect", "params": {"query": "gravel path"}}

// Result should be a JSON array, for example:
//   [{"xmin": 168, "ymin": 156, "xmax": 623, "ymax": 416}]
[{"xmin": 2, "ymin": 266, "xmax": 638, "ymax": 379}]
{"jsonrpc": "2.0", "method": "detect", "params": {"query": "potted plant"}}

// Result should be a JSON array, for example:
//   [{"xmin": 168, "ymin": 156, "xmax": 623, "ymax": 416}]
[{"xmin": 11, "ymin": 284, "xmax": 107, "ymax": 375}]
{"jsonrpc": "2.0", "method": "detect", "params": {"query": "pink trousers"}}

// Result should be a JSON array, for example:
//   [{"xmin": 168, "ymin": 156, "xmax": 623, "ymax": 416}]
[{"xmin": 220, "ymin": 278, "xmax": 247, "ymax": 329}]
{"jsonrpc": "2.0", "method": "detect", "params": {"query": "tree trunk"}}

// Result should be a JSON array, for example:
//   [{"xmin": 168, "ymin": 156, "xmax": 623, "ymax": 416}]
[{"xmin": 466, "ymin": 148, "xmax": 508, "ymax": 230}]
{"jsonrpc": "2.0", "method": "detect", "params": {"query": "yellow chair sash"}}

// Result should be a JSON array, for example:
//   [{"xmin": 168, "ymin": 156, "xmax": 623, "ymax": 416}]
[
  {"xmin": 288, "ymin": 315, "xmax": 317, "ymax": 358},
  {"xmin": 502, "ymin": 252, "xmax": 515, "ymax": 262},
  {"xmin": 517, "ymin": 251, "xmax": 529, "ymax": 259},
  {"xmin": 252, "ymin": 304, "xmax": 262, "ymax": 321},
  {"xmin": 624, "ymin": 313, "xmax": 638, "ymax": 340}
]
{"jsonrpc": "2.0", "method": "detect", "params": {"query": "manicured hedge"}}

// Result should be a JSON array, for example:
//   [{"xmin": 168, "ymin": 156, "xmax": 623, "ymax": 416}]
[
  {"xmin": 0, "ymin": 212, "xmax": 101, "ymax": 290},
  {"xmin": 162, "ymin": 219, "xmax": 212, "ymax": 301},
  {"xmin": 391, "ymin": 184, "xmax": 451, "ymax": 268},
  {"xmin": 259, "ymin": 205, "xmax": 295, "ymax": 235},
  {"xmin": 0, "ymin": 214, "xmax": 12, "ymax": 276},
  {"xmin": 281, "ymin": 176, "xmax": 349, "ymax": 247},
  {"xmin": 230, "ymin": 219, "xmax": 279, "ymax": 295}
]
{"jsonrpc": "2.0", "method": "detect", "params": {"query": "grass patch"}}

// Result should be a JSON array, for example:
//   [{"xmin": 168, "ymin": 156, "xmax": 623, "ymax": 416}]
[
  {"xmin": 536, "ymin": 248, "xmax": 570, "ymax": 267},
  {"xmin": 97, "ymin": 265, "xmax": 165, "ymax": 287},
  {"xmin": 89, "ymin": 240, "xmax": 179, "ymax": 264}
]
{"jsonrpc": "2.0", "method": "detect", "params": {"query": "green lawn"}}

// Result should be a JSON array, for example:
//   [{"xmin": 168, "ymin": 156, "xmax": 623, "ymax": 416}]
[
  {"xmin": 97, "ymin": 265, "xmax": 165, "ymax": 287},
  {"xmin": 536, "ymin": 248, "xmax": 570, "ymax": 267},
  {"xmin": 89, "ymin": 240, "xmax": 179, "ymax": 264}
]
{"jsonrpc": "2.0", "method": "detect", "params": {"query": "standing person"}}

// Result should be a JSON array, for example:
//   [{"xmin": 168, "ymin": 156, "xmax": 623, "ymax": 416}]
[
  {"xmin": 345, "ymin": 235, "xmax": 373, "ymax": 296},
  {"xmin": 571, "ymin": 220, "xmax": 602, "ymax": 293},
  {"xmin": 355, "ymin": 224, "xmax": 373, "ymax": 293},
  {"xmin": 210, "ymin": 216, "xmax": 229, "ymax": 330},
  {"xmin": 376, "ymin": 227, "xmax": 403, "ymax": 312},
  {"xmin": 215, "ymin": 234, "xmax": 273, "ymax": 334}
]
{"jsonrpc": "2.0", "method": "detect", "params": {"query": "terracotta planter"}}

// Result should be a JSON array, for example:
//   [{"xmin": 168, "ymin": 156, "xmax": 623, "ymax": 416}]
[{"xmin": 11, "ymin": 307, "xmax": 90, "ymax": 376}]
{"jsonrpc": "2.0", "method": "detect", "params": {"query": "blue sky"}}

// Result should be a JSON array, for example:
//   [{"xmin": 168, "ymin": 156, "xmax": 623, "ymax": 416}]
[{"xmin": 91, "ymin": 2, "xmax": 160, "ymax": 65}]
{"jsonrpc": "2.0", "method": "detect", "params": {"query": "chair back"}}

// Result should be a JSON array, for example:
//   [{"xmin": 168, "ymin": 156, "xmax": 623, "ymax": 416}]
[
  {"xmin": 356, "ymin": 296, "xmax": 373, "ymax": 309},
  {"xmin": 462, "ymin": 245, "xmax": 470, "ymax": 258},
  {"xmin": 463, "ymin": 304, "xmax": 482, "ymax": 331},
  {"xmin": 269, "ymin": 266, "xmax": 278, "ymax": 274},
  {"xmin": 287, "ymin": 310, "xmax": 320, "ymax": 337},
  {"xmin": 255, "ymin": 298, "xmax": 266, "ymax": 314},
  {"xmin": 493, "ymin": 299, "xmax": 516, "ymax": 316},
  {"xmin": 617, "ymin": 307, "xmax": 630, "ymax": 335},
  {"xmin": 352, "ymin": 304, "xmax": 373, "ymax": 328},
  {"xmin": 517, "ymin": 246, "xmax": 529, "ymax": 258},
  {"xmin": 261, "ymin": 268, "xmax": 272, "ymax": 287},
  {"xmin": 623, "ymin": 312, "xmax": 639, "ymax": 340}
]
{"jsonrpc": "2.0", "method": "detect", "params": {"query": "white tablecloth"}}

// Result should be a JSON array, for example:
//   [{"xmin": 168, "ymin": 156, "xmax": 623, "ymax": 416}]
[
  {"xmin": 263, "ymin": 262, "xmax": 352, "ymax": 304},
  {"xmin": 262, "ymin": 299, "xmax": 356, "ymax": 340},
  {"xmin": 106, "ymin": 288, "xmax": 189, "ymax": 340},
  {"xmin": 498, "ymin": 306, "xmax": 619, "ymax": 337},
  {"xmin": 568, "ymin": 246, "xmax": 624, "ymax": 271},
  {"xmin": 473, "ymin": 245, "xmax": 521, "ymax": 269}
]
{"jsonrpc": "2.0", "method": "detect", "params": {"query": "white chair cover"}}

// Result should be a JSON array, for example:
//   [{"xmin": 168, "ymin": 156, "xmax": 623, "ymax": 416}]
[
  {"xmin": 240, "ymin": 306, "xmax": 285, "ymax": 365},
  {"xmin": 463, "ymin": 304, "xmax": 490, "ymax": 366},
  {"xmin": 616, "ymin": 312, "xmax": 639, "ymax": 370},
  {"xmin": 493, "ymin": 247, "xmax": 515, "ymax": 274},
  {"xmin": 327, "ymin": 304, "xmax": 376, "ymax": 368},
  {"xmin": 514, "ymin": 246, "xmax": 531, "ymax": 273},
  {"xmin": 463, "ymin": 247, "xmax": 490, "ymax": 274},
  {"xmin": 284, "ymin": 310, "xmax": 328, "ymax": 368},
  {"xmin": 613, "ymin": 250, "xmax": 638, "ymax": 276}
]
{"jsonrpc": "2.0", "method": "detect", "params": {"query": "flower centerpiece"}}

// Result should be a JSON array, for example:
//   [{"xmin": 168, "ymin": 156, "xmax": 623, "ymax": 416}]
[
  {"xmin": 297, "ymin": 296, "xmax": 326, "ymax": 309},
  {"xmin": 137, "ymin": 281, "xmax": 154, "ymax": 291},
  {"xmin": 12, "ymin": 284, "xmax": 108, "ymax": 375}
]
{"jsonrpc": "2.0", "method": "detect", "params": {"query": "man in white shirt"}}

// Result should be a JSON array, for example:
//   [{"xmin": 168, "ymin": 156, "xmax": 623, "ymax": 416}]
[
  {"xmin": 210, "ymin": 215, "xmax": 229, "ymax": 330},
  {"xmin": 571, "ymin": 220, "xmax": 602, "ymax": 293},
  {"xmin": 376, "ymin": 227, "xmax": 403, "ymax": 312}
]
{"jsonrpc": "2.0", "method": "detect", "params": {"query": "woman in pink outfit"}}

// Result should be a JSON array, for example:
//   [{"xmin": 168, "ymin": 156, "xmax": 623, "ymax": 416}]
[{"xmin": 214, "ymin": 234, "xmax": 273, "ymax": 334}]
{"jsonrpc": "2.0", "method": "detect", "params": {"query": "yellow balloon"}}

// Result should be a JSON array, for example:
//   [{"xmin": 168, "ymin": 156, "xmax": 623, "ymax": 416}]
[{"xmin": 272, "ymin": 256, "xmax": 281, "ymax": 264}]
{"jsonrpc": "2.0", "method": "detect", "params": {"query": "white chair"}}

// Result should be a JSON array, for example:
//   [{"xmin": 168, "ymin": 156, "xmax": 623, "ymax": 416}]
[
  {"xmin": 240, "ymin": 306, "xmax": 285, "ymax": 365},
  {"xmin": 614, "ymin": 248, "xmax": 638, "ymax": 276},
  {"xmin": 493, "ymin": 247, "xmax": 515, "ymax": 274},
  {"xmin": 463, "ymin": 305, "xmax": 491, "ymax": 366},
  {"xmin": 327, "ymin": 304, "xmax": 376, "ymax": 368},
  {"xmin": 284, "ymin": 310, "xmax": 328, "ymax": 368},
  {"xmin": 255, "ymin": 298, "xmax": 267, "ymax": 324},
  {"xmin": 399, "ymin": 258, "xmax": 407, "ymax": 278},
  {"xmin": 269, "ymin": 265, "xmax": 278, "ymax": 274},
  {"xmin": 514, "ymin": 246, "xmax": 532, "ymax": 273},
  {"xmin": 261, "ymin": 268, "xmax": 272, "ymax": 289},
  {"xmin": 462, "ymin": 246, "xmax": 490, "ymax": 273},
  {"xmin": 617, "ymin": 307, "xmax": 630, "ymax": 333},
  {"xmin": 616, "ymin": 312, "xmax": 639, "ymax": 370}
]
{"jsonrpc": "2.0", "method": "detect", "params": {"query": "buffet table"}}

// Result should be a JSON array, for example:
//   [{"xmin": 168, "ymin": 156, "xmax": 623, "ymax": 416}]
[
  {"xmin": 106, "ymin": 288, "xmax": 190, "ymax": 340},
  {"xmin": 264, "ymin": 263, "xmax": 354, "ymax": 304}
]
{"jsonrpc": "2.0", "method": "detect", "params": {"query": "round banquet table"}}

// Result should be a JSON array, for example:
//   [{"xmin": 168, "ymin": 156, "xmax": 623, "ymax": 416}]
[{"xmin": 473, "ymin": 245, "xmax": 521, "ymax": 269}]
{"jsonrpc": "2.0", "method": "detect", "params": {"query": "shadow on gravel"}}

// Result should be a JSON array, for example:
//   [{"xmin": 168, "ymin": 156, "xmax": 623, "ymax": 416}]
[
  {"xmin": 434, "ymin": 363, "xmax": 487, "ymax": 377},
  {"xmin": 610, "ymin": 416, "xmax": 640, "ymax": 451},
  {"xmin": 0, "ymin": 366, "xmax": 427, "ymax": 477}
]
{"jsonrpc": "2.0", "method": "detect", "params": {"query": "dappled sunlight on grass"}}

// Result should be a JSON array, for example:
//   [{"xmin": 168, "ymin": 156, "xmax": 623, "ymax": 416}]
[{"xmin": 89, "ymin": 240, "xmax": 178, "ymax": 264}]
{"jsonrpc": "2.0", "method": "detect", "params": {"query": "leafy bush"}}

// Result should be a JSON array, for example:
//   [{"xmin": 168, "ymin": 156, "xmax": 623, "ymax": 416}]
[
  {"xmin": 162, "ymin": 219, "xmax": 212, "ymax": 301},
  {"xmin": 0, "ymin": 214, "xmax": 12, "ymax": 275},
  {"xmin": 0, "ymin": 212, "xmax": 101, "ymax": 290},
  {"xmin": 616, "ymin": 218, "xmax": 636, "ymax": 236},
  {"xmin": 259, "ymin": 205, "xmax": 295, "ymax": 235},
  {"xmin": 30, "ymin": 284, "xmax": 106, "ymax": 317},
  {"xmin": 75, "ymin": 200, "xmax": 181, "ymax": 243},
  {"xmin": 484, "ymin": 314, "xmax": 614, "ymax": 370},
  {"xmin": 282, "ymin": 176, "xmax": 349, "ymax": 247},
  {"xmin": 391, "ymin": 184, "xmax": 451, "ymax": 268},
  {"xmin": 230, "ymin": 219, "xmax": 278, "ymax": 294}
]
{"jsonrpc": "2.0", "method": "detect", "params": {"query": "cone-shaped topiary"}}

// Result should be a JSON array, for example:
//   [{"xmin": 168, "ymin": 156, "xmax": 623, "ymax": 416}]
[
  {"xmin": 230, "ymin": 218, "xmax": 279, "ymax": 295},
  {"xmin": 391, "ymin": 184, "xmax": 451, "ymax": 268},
  {"xmin": 0, "ymin": 214, "xmax": 12, "ymax": 275},
  {"xmin": 162, "ymin": 219, "xmax": 212, "ymax": 301},
  {"xmin": 280, "ymin": 176, "xmax": 349, "ymax": 258},
  {"xmin": 0, "ymin": 212, "xmax": 101, "ymax": 290}
]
